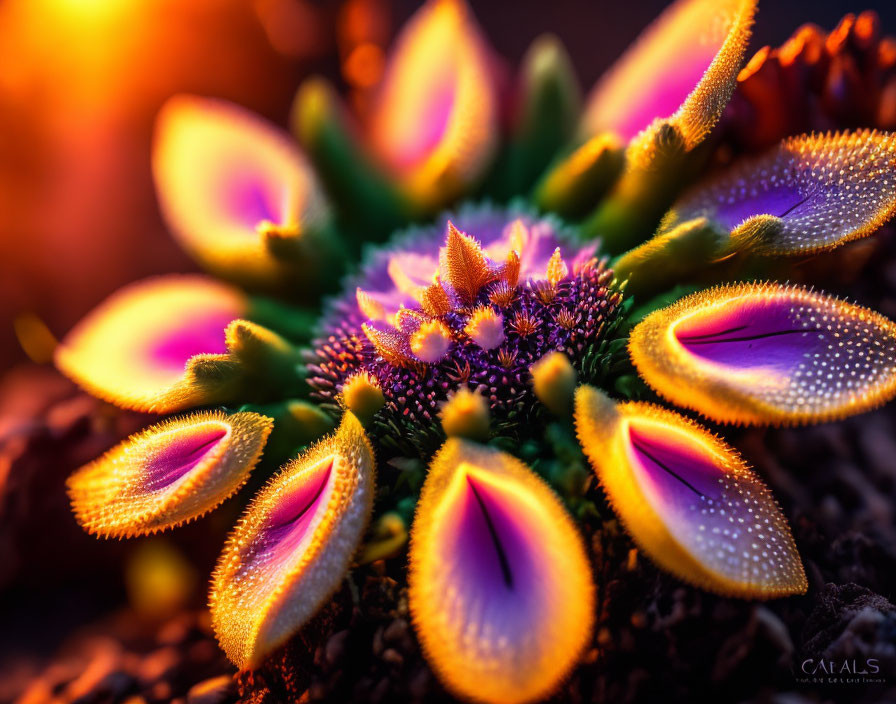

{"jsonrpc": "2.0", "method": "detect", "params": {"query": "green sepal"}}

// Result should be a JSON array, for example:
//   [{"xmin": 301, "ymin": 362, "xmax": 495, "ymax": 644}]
[
  {"xmin": 612, "ymin": 373, "xmax": 648, "ymax": 400},
  {"xmin": 291, "ymin": 77, "xmax": 408, "ymax": 240},
  {"xmin": 487, "ymin": 35, "xmax": 581, "ymax": 199},
  {"xmin": 726, "ymin": 214, "xmax": 786, "ymax": 255},
  {"xmin": 237, "ymin": 399, "xmax": 335, "ymax": 461},
  {"xmin": 225, "ymin": 320, "xmax": 307, "ymax": 397},
  {"xmin": 182, "ymin": 356, "xmax": 247, "ymax": 406},
  {"xmin": 581, "ymin": 124, "xmax": 711, "ymax": 253},
  {"xmin": 247, "ymin": 296, "xmax": 319, "ymax": 345},
  {"xmin": 613, "ymin": 217, "xmax": 728, "ymax": 298},
  {"xmin": 260, "ymin": 220, "xmax": 348, "ymax": 293},
  {"xmin": 533, "ymin": 133, "xmax": 625, "ymax": 218},
  {"xmin": 581, "ymin": 166, "xmax": 682, "ymax": 253}
]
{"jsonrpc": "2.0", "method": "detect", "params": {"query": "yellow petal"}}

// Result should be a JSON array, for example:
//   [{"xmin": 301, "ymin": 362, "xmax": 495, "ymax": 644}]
[
  {"xmin": 55, "ymin": 275, "xmax": 247, "ymax": 412},
  {"xmin": 629, "ymin": 282, "xmax": 896, "ymax": 425},
  {"xmin": 210, "ymin": 412, "xmax": 375, "ymax": 670},
  {"xmin": 409, "ymin": 439, "xmax": 594, "ymax": 704},
  {"xmin": 68, "ymin": 411, "xmax": 272, "ymax": 538},
  {"xmin": 582, "ymin": 0, "xmax": 755, "ymax": 149},
  {"xmin": 575, "ymin": 386, "xmax": 806, "ymax": 598},
  {"xmin": 664, "ymin": 130, "xmax": 896, "ymax": 255},
  {"xmin": 369, "ymin": 0, "xmax": 499, "ymax": 208},
  {"xmin": 153, "ymin": 95, "xmax": 329, "ymax": 283}
]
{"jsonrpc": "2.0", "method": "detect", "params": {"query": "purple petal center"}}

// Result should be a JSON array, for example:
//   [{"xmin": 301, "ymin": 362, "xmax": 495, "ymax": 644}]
[
  {"xmin": 223, "ymin": 172, "xmax": 281, "ymax": 228},
  {"xmin": 449, "ymin": 474, "xmax": 540, "ymax": 626},
  {"xmin": 712, "ymin": 184, "xmax": 812, "ymax": 229},
  {"xmin": 628, "ymin": 426, "xmax": 720, "ymax": 501},
  {"xmin": 625, "ymin": 418, "xmax": 795, "ymax": 586},
  {"xmin": 262, "ymin": 459, "xmax": 333, "ymax": 558},
  {"xmin": 149, "ymin": 312, "xmax": 234, "ymax": 371},
  {"xmin": 147, "ymin": 425, "xmax": 228, "ymax": 489},
  {"xmin": 675, "ymin": 301, "xmax": 821, "ymax": 373}
]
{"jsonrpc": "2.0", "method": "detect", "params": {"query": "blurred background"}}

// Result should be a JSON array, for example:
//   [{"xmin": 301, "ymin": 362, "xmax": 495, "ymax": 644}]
[
  {"xmin": 1, "ymin": 0, "xmax": 895, "ymax": 373},
  {"xmin": 1, "ymin": 0, "xmax": 895, "ymax": 700}
]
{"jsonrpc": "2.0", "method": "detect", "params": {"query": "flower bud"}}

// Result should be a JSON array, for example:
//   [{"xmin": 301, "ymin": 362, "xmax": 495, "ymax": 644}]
[
  {"xmin": 439, "ymin": 387, "xmax": 490, "ymax": 441},
  {"xmin": 341, "ymin": 372, "xmax": 386, "ymax": 425},
  {"xmin": 531, "ymin": 351, "xmax": 577, "ymax": 416}
]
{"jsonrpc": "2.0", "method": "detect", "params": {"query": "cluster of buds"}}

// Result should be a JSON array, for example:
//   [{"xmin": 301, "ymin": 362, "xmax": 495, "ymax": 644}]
[{"xmin": 307, "ymin": 211, "xmax": 621, "ymax": 455}]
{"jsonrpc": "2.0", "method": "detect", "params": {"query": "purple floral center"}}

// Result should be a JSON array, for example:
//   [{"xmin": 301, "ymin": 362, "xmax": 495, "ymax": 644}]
[
  {"xmin": 146, "ymin": 425, "xmax": 228, "ymax": 489},
  {"xmin": 307, "ymin": 208, "xmax": 621, "ymax": 453}
]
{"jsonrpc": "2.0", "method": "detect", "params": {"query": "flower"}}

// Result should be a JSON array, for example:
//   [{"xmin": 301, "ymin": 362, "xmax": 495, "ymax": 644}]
[
  {"xmin": 49, "ymin": 1, "xmax": 896, "ymax": 702},
  {"xmin": 306, "ymin": 207, "xmax": 620, "ymax": 455}
]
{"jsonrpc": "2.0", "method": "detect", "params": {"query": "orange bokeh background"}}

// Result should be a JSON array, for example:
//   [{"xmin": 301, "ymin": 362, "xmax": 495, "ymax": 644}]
[
  {"xmin": 1, "ymin": 0, "xmax": 892, "ymax": 374},
  {"xmin": 0, "ymin": 0, "xmax": 343, "ymax": 370}
]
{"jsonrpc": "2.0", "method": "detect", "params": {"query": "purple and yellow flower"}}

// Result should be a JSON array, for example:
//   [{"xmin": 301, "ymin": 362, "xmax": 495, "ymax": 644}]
[
  {"xmin": 307, "ymin": 207, "xmax": 618, "ymax": 454},
  {"xmin": 68, "ymin": 410, "xmax": 273, "ymax": 538},
  {"xmin": 55, "ymin": 275, "xmax": 249, "ymax": 412},
  {"xmin": 581, "ymin": 0, "xmax": 756, "ymax": 153},
  {"xmin": 293, "ymin": 0, "xmax": 502, "ymax": 221},
  {"xmin": 153, "ymin": 96, "xmax": 334, "ymax": 291},
  {"xmin": 211, "ymin": 412, "xmax": 374, "ymax": 670},
  {"xmin": 409, "ymin": 439, "xmax": 594, "ymax": 704},
  {"xmin": 48, "ymin": 1, "xmax": 896, "ymax": 702}
]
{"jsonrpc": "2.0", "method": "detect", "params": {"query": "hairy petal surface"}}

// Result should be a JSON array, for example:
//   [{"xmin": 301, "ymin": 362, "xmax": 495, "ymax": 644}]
[
  {"xmin": 55, "ymin": 275, "xmax": 247, "ymax": 412},
  {"xmin": 370, "ymin": 0, "xmax": 499, "ymax": 207},
  {"xmin": 664, "ymin": 130, "xmax": 896, "ymax": 255},
  {"xmin": 153, "ymin": 95, "xmax": 329, "ymax": 282},
  {"xmin": 575, "ymin": 386, "xmax": 806, "ymax": 598},
  {"xmin": 582, "ymin": 0, "xmax": 755, "ymax": 148},
  {"xmin": 68, "ymin": 411, "xmax": 272, "ymax": 538},
  {"xmin": 630, "ymin": 282, "xmax": 896, "ymax": 425},
  {"xmin": 210, "ymin": 413, "xmax": 375, "ymax": 670},
  {"xmin": 409, "ymin": 439, "xmax": 594, "ymax": 704}
]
